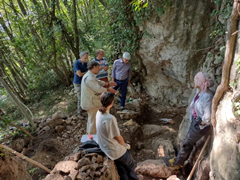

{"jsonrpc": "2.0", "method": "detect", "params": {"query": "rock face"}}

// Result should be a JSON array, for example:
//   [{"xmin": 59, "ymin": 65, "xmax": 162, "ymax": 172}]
[
  {"xmin": 139, "ymin": 0, "xmax": 215, "ymax": 106},
  {"xmin": 210, "ymin": 92, "xmax": 240, "ymax": 180}
]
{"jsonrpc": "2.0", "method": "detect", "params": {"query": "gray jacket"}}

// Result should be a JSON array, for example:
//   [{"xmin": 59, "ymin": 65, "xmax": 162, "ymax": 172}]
[{"xmin": 189, "ymin": 89, "xmax": 214, "ymax": 129}]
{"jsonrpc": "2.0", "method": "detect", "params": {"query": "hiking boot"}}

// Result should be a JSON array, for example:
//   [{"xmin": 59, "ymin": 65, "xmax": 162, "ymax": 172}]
[
  {"xmin": 78, "ymin": 114, "xmax": 85, "ymax": 120},
  {"xmin": 164, "ymin": 157, "xmax": 183, "ymax": 169},
  {"xmin": 120, "ymin": 106, "xmax": 124, "ymax": 111}
]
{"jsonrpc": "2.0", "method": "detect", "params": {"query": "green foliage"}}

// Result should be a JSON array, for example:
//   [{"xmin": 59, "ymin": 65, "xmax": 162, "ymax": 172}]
[
  {"xmin": 235, "ymin": 57, "xmax": 240, "ymax": 74},
  {"xmin": 29, "ymin": 167, "xmax": 39, "ymax": 175},
  {"xmin": 210, "ymin": 0, "xmax": 233, "ymax": 39},
  {"xmin": 234, "ymin": 99, "xmax": 240, "ymax": 116}
]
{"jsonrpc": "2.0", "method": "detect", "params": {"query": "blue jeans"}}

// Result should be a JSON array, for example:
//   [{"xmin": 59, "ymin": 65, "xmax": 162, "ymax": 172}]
[
  {"xmin": 114, "ymin": 79, "xmax": 128, "ymax": 107},
  {"xmin": 114, "ymin": 150, "xmax": 138, "ymax": 180}
]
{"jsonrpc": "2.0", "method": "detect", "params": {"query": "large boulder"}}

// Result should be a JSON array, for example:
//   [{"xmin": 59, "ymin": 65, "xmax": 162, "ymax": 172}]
[{"xmin": 135, "ymin": 159, "xmax": 179, "ymax": 178}]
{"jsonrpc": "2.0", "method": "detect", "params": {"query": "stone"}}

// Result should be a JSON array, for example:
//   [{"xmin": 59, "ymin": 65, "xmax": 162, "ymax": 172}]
[
  {"xmin": 97, "ymin": 155, "xmax": 103, "ymax": 163},
  {"xmin": 151, "ymin": 139, "xmax": 175, "ymax": 158},
  {"xmin": 78, "ymin": 157, "xmax": 91, "ymax": 168},
  {"xmin": 69, "ymin": 170, "xmax": 79, "ymax": 180},
  {"xmin": 65, "ymin": 151, "xmax": 82, "ymax": 162},
  {"xmin": 90, "ymin": 163, "xmax": 99, "ymax": 171},
  {"xmin": 195, "ymin": 158, "xmax": 210, "ymax": 180},
  {"xmin": 42, "ymin": 126, "xmax": 51, "ymax": 131},
  {"xmin": 76, "ymin": 172, "xmax": 87, "ymax": 180},
  {"xmin": 43, "ymin": 174, "xmax": 64, "ymax": 180},
  {"xmin": 94, "ymin": 171, "xmax": 101, "ymax": 177},
  {"xmin": 79, "ymin": 165, "xmax": 90, "ymax": 172},
  {"xmin": 123, "ymin": 119, "xmax": 134, "ymax": 126},
  {"xmin": 142, "ymin": 125, "xmax": 165, "ymax": 138},
  {"xmin": 63, "ymin": 176, "xmax": 72, "ymax": 180},
  {"xmin": 91, "ymin": 156, "xmax": 97, "ymax": 164},
  {"xmin": 119, "ymin": 110, "xmax": 140, "ymax": 120},
  {"xmin": 53, "ymin": 161, "xmax": 78, "ymax": 174},
  {"xmin": 55, "ymin": 125, "xmax": 65, "ymax": 133},
  {"xmin": 167, "ymin": 175, "xmax": 180, "ymax": 180},
  {"xmin": 135, "ymin": 159, "xmax": 179, "ymax": 178},
  {"xmin": 11, "ymin": 138, "xmax": 26, "ymax": 152}
]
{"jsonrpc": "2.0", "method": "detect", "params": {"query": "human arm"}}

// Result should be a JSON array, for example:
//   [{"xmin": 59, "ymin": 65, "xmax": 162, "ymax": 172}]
[
  {"xmin": 104, "ymin": 59, "xmax": 109, "ymax": 71},
  {"xmin": 76, "ymin": 70, "xmax": 87, "ymax": 77},
  {"xmin": 111, "ymin": 61, "xmax": 116, "ymax": 81},
  {"xmin": 107, "ymin": 87, "xmax": 117, "ymax": 93},
  {"xmin": 114, "ymin": 135, "xmax": 126, "ymax": 147},
  {"xmin": 86, "ymin": 78, "xmax": 107, "ymax": 94},
  {"xmin": 108, "ymin": 117, "xmax": 126, "ymax": 147},
  {"xmin": 202, "ymin": 94, "xmax": 213, "ymax": 125}
]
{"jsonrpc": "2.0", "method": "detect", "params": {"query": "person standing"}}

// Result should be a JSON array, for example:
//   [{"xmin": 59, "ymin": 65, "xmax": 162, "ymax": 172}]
[
  {"xmin": 111, "ymin": 52, "xmax": 131, "ymax": 111},
  {"xmin": 164, "ymin": 72, "xmax": 214, "ymax": 168},
  {"xmin": 81, "ymin": 61, "xmax": 116, "ymax": 134},
  {"xmin": 96, "ymin": 92, "xmax": 139, "ymax": 180},
  {"xmin": 92, "ymin": 49, "xmax": 109, "ymax": 85},
  {"xmin": 73, "ymin": 51, "xmax": 89, "ymax": 119}
]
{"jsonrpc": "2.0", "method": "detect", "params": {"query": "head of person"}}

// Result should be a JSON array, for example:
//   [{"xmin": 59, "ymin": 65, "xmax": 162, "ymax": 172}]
[
  {"xmin": 194, "ymin": 72, "xmax": 214, "ymax": 92},
  {"xmin": 122, "ymin": 52, "xmax": 131, "ymax": 64},
  {"xmin": 80, "ymin": 51, "xmax": 88, "ymax": 62},
  {"xmin": 96, "ymin": 49, "xmax": 104, "ymax": 60},
  {"xmin": 88, "ymin": 61, "xmax": 100, "ymax": 74},
  {"xmin": 99, "ymin": 92, "xmax": 115, "ymax": 114}
]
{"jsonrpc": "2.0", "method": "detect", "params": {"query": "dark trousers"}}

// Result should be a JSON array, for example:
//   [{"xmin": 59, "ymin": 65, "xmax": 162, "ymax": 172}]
[
  {"xmin": 175, "ymin": 116, "xmax": 210, "ymax": 165},
  {"xmin": 114, "ymin": 78, "xmax": 128, "ymax": 107},
  {"xmin": 114, "ymin": 150, "xmax": 138, "ymax": 180}
]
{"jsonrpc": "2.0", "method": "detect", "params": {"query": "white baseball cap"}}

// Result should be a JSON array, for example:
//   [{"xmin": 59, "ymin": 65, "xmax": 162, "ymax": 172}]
[{"xmin": 123, "ymin": 52, "xmax": 131, "ymax": 60}]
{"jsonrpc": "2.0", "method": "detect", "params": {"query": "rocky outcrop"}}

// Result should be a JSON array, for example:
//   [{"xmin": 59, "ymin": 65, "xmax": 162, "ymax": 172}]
[{"xmin": 139, "ymin": 0, "xmax": 215, "ymax": 106}]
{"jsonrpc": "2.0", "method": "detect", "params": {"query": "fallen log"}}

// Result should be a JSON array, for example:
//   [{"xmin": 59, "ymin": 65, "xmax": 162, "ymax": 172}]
[{"xmin": 0, "ymin": 144, "xmax": 51, "ymax": 173}]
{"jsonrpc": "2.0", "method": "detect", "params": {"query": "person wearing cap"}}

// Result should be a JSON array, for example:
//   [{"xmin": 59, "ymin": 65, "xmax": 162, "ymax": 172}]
[
  {"xmin": 92, "ymin": 49, "xmax": 109, "ymax": 87},
  {"xmin": 73, "ymin": 51, "xmax": 89, "ymax": 120},
  {"xmin": 164, "ymin": 72, "xmax": 214, "ymax": 168},
  {"xmin": 81, "ymin": 61, "xmax": 117, "ymax": 134},
  {"xmin": 111, "ymin": 52, "xmax": 131, "ymax": 111}
]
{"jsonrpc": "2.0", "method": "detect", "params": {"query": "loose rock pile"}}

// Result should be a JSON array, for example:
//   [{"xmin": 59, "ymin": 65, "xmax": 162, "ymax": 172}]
[{"xmin": 43, "ymin": 150, "xmax": 119, "ymax": 180}]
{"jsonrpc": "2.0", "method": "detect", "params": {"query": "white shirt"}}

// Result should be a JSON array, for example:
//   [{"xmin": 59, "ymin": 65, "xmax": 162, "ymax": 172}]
[
  {"xmin": 189, "ymin": 89, "xmax": 214, "ymax": 129},
  {"xmin": 96, "ymin": 110, "xmax": 126, "ymax": 160}
]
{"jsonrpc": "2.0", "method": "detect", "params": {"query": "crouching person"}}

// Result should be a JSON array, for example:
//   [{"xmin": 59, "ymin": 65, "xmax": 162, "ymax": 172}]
[{"xmin": 96, "ymin": 92, "xmax": 139, "ymax": 180}]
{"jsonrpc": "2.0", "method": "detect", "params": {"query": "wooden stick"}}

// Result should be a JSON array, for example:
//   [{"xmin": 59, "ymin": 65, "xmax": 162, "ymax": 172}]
[
  {"xmin": 0, "ymin": 144, "xmax": 51, "ymax": 173},
  {"xmin": 187, "ymin": 136, "xmax": 211, "ymax": 180}
]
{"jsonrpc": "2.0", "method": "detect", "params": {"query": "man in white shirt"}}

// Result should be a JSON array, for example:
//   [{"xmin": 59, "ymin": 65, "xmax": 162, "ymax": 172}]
[{"xmin": 81, "ymin": 61, "xmax": 116, "ymax": 134}]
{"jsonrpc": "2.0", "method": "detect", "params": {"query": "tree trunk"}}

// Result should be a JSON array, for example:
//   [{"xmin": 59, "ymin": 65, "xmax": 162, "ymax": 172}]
[
  {"xmin": 17, "ymin": 0, "xmax": 27, "ymax": 15},
  {"xmin": 0, "ymin": 77, "xmax": 35, "ymax": 129},
  {"xmin": 73, "ymin": 0, "xmax": 79, "ymax": 58},
  {"xmin": 211, "ymin": 2, "xmax": 239, "ymax": 128}
]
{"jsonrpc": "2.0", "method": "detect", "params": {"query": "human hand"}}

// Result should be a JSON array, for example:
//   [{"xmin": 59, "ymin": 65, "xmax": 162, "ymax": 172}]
[
  {"xmin": 104, "ymin": 66, "xmax": 108, "ymax": 71},
  {"xmin": 109, "ymin": 81, "xmax": 117, "ymax": 87},
  {"xmin": 107, "ymin": 87, "xmax": 117, "ymax": 93}
]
